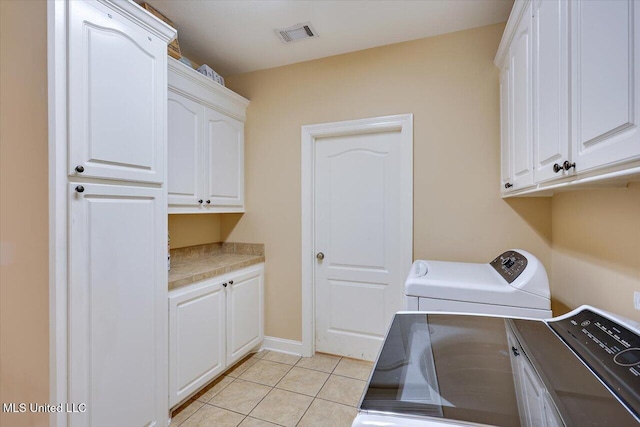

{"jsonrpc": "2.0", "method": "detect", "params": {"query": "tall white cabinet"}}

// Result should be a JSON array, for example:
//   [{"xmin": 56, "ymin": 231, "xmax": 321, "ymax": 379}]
[
  {"xmin": 167, "ymin": 58, "xmax": 249, "ymax": 213},
  {"xmin": 496, "ymin": 0, "xmax": 640, "ymax": 196},
  {"xmin": 50, "ymin": 1, "xmax": 176, "ymax": 426}
]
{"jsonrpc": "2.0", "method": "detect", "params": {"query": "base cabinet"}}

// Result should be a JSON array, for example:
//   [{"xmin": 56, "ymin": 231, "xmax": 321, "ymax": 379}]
[
  {"xmin": 168, "ymin": 264, "xmax": 264, "ymax": 408},
  {"xmin": 506, "ymin": 322, "xmax": 564, "ymax": 427}
]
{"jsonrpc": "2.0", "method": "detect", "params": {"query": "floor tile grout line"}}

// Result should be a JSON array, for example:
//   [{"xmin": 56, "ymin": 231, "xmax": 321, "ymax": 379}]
[
  {"xmin": 314, "ymin": 395, "xmax": 360, "ymax": 409},
  {"xmin": 246, "ymin": 384, "xmax": 292, "ymax": 427}
]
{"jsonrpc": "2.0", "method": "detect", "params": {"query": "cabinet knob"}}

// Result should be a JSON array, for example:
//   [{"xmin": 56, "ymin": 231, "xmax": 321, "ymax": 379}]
[
  {"xmin": 223, "ymin": 282, "xmax": 228, "ymax": 288},
  {"xmin": 198, "ymin": 199, "xmax": 203, "ymax": 204},
  {"xmin": 553, "ymin": 163, "xmax": 563, "ymax": 173},
  {"xmin": 563, "ymin": 161, "xmax": 576, "ymax": 171},
  {"xmin": 206, "ymin": 200, "xmax": 211, "ymax": 204},
  {"xmin": 75, "ymin": 185, "xmax": 85, "ymax": 193},
  {"xmin": 504, "ymin": 183, "xmax": 513, "ymax": 189},
  {"xmin": 228, "ymin": 280, "xmax": 233, "ymax": 285},
  {"xmin": 75, "ymin": 165, "xmax": 84, "ymax": 173},
  {"xmin": 316, "ymin": 252, "xmax": 325, "ymax": 260},
  {"xmin": 511, "ymin": 346, "xmax": 520, "ymax": 357}
]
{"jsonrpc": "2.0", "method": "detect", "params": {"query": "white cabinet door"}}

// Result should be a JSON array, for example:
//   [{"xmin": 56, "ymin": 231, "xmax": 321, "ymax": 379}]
[
  {"xmin": 68, "ymin": 0, "xmax": 167, "ymax": 184},
  {"xmin": 571, "ymin": 0, "xmax": 640, "ymax": 172},
  {"xmin": 533, "ymin": 0, "xmax": 570, "ymax": 183},
  {"xmin": 168, "ymin": 90, "xmax": 205, "ymax": 208},
  {"xmin": 68, "ymin": 183, "xmax": 166, "ymax": 427},
  {"xmin": 169, "ymin": 279, "xmax": 226, "ymax": 408},
  {"xmin": 203, "ymin": 108, "xmax": 245, "ymax": 209},
  {"xmin": 520, "ymin": 356, "xmax": 546, "ymax": 427},
  {"xmin": 543, "ymin": 391, "xmax": 564, "ymax": 427},
  {"xmin": 500, "ymin": 67, "xmax": 514, "ymax": 192},
  {"xmin": 509, "ymin": 3, "xmax": 534, "ymax": 190},
  {"xmin": 226, "ymin": 265, "xmax": 264, "ymax": 366}
]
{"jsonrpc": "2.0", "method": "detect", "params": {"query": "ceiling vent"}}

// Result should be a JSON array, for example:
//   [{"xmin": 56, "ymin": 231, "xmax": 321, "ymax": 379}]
[{"xmin": 275, "ymin": 22, "xmax": 319, "ymax": 43}]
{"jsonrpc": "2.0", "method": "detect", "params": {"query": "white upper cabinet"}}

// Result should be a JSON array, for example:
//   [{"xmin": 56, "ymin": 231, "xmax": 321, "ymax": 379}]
[
  {"xmin": 68, "ymin": 0, "xmax": 167, "ymax": 184},
  {"xmin": 168, "ymin": 91, "xmax": 204, "ymax": 208},
  {"xmin": 571, "ymin": 0, "xmax": 640, "ymax": 172},
  {"xmin": 167, "ymin": 58, "xmax": 249, "ymax": 213},
  {"xmin": 509, "ymin": 3, "xmax": 534, "ymax": 191},
  {"xmin": 496, "ymin": 0, "xmax": 640, "ymax": 196},
  {"xmin": 204, "ymin": 108, "xmax": 244, "ymax": 208},
  {"xmin": 533, "ymin": 0, "xmax": 569, "ymax": 183}
]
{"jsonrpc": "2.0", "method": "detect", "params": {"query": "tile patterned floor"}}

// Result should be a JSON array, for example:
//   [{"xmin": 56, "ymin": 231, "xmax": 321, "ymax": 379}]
[{"xmin": 170, "ymin": 351, "xmax": 373, "ymax": 427}]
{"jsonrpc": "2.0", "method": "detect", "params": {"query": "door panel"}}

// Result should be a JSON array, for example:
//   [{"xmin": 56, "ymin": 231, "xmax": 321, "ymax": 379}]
[
  {"xmin": 510, "ymin": 4, "xmax": 534, "ymax": 190},
  {"xmin": 168, "ymin": 91, "xmax": 204, "ymax": 208},
  {"xmin": 572, "ymin": 0, "xmax": 640, "ymax": 171},
  {"xmin": 68, "ymin": 183, "xmax": 166, "ymax": 427},
  {"xmin": 533, "ymin": 0, "xmax": 569, "ymax": 183},
  {"xmin": 169, "ymin": 280, "xmax": 225, "ymax": 408},
  {"xmin": 500, "ymin": 67, "xmax": 513, "ymax": 192},
  {"xmin": 227, "ymin": 266, "xmax": 264, "ymax": 366},
  {"xmin": 315, "ymin": 131, "xmax": 404, "ymax": 360},
  {"xmin": 68, "ymin": 0, "xmax": 166, "ymax": 183},
  {"xmin": 204, "ymin": 108, "xmax": 244, "ymax": 208}
]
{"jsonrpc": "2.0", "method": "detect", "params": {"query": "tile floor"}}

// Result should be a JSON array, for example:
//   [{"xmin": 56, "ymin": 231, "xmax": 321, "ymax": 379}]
[{"xmin": 170, "ymin": 350, "xmax": 374, "ymax": 427}]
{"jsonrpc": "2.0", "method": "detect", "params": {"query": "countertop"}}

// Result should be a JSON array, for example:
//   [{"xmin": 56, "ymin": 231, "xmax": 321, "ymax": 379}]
[{"xmin": 169, "ymin": 242, "xmax": 264, "ymax": 290}]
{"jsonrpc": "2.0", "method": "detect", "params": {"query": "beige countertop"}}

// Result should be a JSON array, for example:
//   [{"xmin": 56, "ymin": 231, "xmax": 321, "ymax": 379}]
[{"xmin": 169, "ymin": 242, "xmax": 264, "ymax": 290}]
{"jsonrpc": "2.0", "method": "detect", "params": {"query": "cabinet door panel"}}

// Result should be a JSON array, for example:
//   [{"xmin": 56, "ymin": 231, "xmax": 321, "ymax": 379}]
[
  {"xmin": 534, "ymin": 0, "xmax": 569, "ymax": 183},
  {"xmin": 168, "ymin": 91, "xmax": 204, "ymax": 208},
  {"xmin": 500, "ymin": 67, "xmax": 513, "ymax": 192},
  {"xmin": 227, "ymin": 266, "xmax": 264, "ymax": 366},
  {"xmin": 204, "ymin": 109, "xmax": 244, "ymax": 208},
  {"xmin": 572, "ymin": 0, "xmax": 640, "ymax": 171},
  {"xmin": 68, "ymin": 184, "xmax": 166, "ymax": 427},
  {"xmin": 510, "ymin": 5, "xmax": 534, "ymax": 190},
  {"xmin": 68, "ymin": 1, "xmax": 167, "ymax": 184},
  {"xmin": 169, "ymin": 281, "xmax": 226, "ymax": 408}
]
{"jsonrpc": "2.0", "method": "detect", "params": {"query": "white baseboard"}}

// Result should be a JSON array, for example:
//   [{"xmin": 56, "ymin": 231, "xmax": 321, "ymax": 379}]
[{"xmin": 261, "ymin": 336, "xmax": 303, "ymax": 356}]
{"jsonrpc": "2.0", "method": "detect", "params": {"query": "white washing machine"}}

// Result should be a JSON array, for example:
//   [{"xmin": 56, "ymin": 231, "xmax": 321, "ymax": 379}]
[{"xmin": 404, "ymin": 249, "xmax": 551, "ymax": 319}]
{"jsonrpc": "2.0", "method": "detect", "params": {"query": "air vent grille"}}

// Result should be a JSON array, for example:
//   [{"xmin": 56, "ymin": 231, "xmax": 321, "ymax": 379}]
[{"xmin": 275, "ymin": 22, "xmax": 318, "ymax": 43}]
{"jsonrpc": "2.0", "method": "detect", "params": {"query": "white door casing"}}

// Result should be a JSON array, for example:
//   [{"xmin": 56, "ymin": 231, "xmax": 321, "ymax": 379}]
[{"xmin": 301, "ymin": 115, "xmax": 413, "ymax": 360}]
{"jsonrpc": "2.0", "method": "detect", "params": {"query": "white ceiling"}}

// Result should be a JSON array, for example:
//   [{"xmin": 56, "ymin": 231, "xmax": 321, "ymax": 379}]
[{"xmin": 144, "ymin": 0, "xmax": 513, "ymax": 76}]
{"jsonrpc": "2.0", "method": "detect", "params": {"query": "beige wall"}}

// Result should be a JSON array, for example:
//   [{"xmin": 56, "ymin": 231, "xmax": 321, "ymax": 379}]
[
  {"xmin": 169, "ymin": 214, "xmax": 222, "ymax": 249},
  {"xmin": 224, "ymin": 23, "xmax": 552, "ymax": 341},
  {"xmin": 551, "ymin": 182, "xmax": 640, "ymax": 320},
  {"xmin": 0, "ymin": 1, "xmax": 50, "ymax": 426}
]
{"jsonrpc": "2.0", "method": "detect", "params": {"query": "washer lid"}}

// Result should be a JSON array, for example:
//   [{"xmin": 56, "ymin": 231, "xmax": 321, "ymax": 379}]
[{"xmin": 404, "ymin": 260, "xmax": 550, "ymax": 309}]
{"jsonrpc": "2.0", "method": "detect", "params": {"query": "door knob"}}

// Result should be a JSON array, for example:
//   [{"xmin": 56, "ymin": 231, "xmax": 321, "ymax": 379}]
[
  {"xmin": 563, "ymin": 161, "xmax": 576, "ymax": 171},
  {"xmin": 316, "ymin": 252, "xmax": 324, "ymax": 260}
]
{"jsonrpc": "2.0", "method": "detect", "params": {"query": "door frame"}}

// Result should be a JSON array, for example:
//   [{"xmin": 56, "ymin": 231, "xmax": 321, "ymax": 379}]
[{"xmin": 300, "ymin": 114, "xmax": 413, "ymax": 357}]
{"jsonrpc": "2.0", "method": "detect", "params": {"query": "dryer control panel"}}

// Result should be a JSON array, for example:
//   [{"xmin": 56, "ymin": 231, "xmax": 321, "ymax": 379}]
[{"xmin": 490, "ymin": 250, "xmax": 527, "ymax": 283}]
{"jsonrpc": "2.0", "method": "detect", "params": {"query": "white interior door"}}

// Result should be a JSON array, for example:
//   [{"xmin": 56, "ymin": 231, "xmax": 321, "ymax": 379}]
[{"xmin": 314, "ymin": 121, "xmax": 411, "ymax": 361}]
